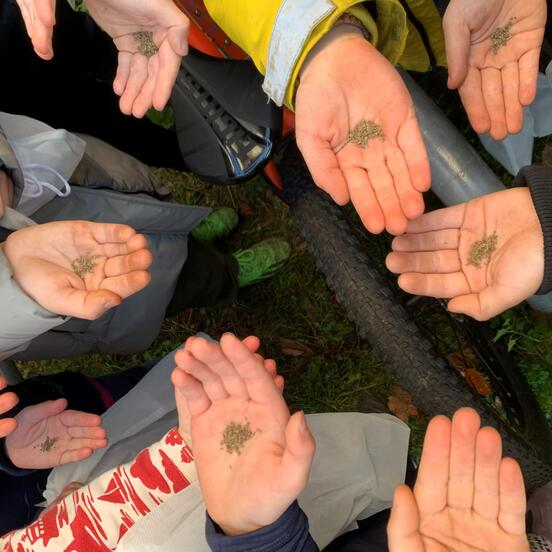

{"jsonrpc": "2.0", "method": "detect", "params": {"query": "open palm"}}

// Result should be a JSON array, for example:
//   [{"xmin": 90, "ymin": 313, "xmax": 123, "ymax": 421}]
[
  {"xmin": 386, "ymin": 188, "xmax": 544, "ymax": 320},
  {"xmin": 172, "ymin": 334, "xmax": 314, "ymax": 536},
  {"xmin": 296, "ymin": 33, "xmax": 430, "ymax": 235},
  {"xmin": 5, "ymin": 398, "xmax": 107, "ymax": 469},
  {"xmin": 388, "ymin": 409, "xmax": 529, "ymax": 551},
  {"xmin": 444, "ymin": 0, "xmax": 547, "ymax": 139},
  {"xmin": 4, "ymin": 220, "xmax": 152, "ymax": 320}
]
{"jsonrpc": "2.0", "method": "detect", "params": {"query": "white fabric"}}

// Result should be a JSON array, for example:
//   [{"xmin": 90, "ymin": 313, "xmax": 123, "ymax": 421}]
[
  {"xmin": 262, "ymin": 0, "xmax": 334, "ymax": 106},
  {"xmin": 479, "ymin": 73, "xmax": 552, "ymax": 175},
  {"xmin": 0, "ymin": 112, "xmax": 85, "ymax": 215},
  {"xmin": 46, "ymin": 348, "xmax": 409, "ymax": 550}
]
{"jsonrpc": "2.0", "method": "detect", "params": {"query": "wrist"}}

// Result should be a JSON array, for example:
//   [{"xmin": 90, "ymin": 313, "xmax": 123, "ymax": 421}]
[{"xmin": 215, "ymin": 518, "xmax": 264, "ymax": 537}]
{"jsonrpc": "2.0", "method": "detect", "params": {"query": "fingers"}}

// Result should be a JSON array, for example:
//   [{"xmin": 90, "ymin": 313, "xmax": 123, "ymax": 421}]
[
  {"xmin": 387, "ymin": 485, "xmax": 424, "ymax": 552},
  {"xmin": 220, "ymin": 333, "xmax": 284, "ymax": 405},
  {"xmin": 403, "ymin": 203, "xmax": 466, "ymax": 234},
  {"xmin": 16, "ymin": 0, "xmax": 55, "ymax": 60},
  {"xmin": 386, "ymin": 250, "xmax": 461, "ymax": 275},
  {"xmin": 100, "ymin": 270, "xmax": 152, "ymax": 302},
  {"xmin": 280, "ymin": 411, "xmax": 315, "ymax": 495},
  {"xmin": 185, "ymin": 336, "xmax": 249, "ymax": 399},
  {"xmin": 171, "ymin": 364, "xmax": 211, "ymax": 418},
  {"xmin": 482, "ymin": 67, "xmax": 507, "ymax": 140},
  {"xmin": 59, "ymin": 448, "xmax": 98, "ymax": 465},
  {"xmin": 91, "ymin": 222, "xmax": 137, "ymax": 245},
  {"xmin": 101, "ymin": 232, "xmax": 149, "ymax": 258},
  {"xmin": 501, "ymin": 63, "xmax": 523, "ymax": 135},
  {"xmin": 67, "ymin": 425, "xmax": 106, "ymax": 440},
  {"xmin": 19, "ymin": 398, "xmax": 67, "ymax": 424},
  {"xmin": 472, "ymin": 427, "xmax": 502, "ymax": 520},
  {"xmin": 346, "ymin": 167, "xmax": 385, "ymax": 234},
  {"xmin": 65, "ymin": 437, "xmax": 109, "ymax": 451},
  {"xmin": 391, "ymin": 229, "xmax": 460, "ymax": 253},
  {"xmin": 114, "ymin": 51, "xmax": 132, "ymax": 97},
  {"xmin": 459, "ymin": 69, "xmax": 491, "ymax": 135},
  {"xmin": 119, "ymin": 54, "xmax": 149, "ymax": 116},
  {"xmin": 174, "ymin": 347, "xmax": 229, "ymax": 401},
  {"xmin": 298, "ymin": 135, "xmax": 351, "ymax": 205},
  {"xmin": 413, "ymin": 415, "xmax": 451, "ymax": 516},
  {"xmin": 152, "ymin": 37, "xmax": 181, "ymax": 111},
  {"xmin": 518, "ymin": 47, "xmax": 541, "ymax": 106},
  {"xmin": 498, "ymin": 457, "xmax": 527, "ymax": 536},
  {"xmin": 443, "ymin": 13, "xmax": 471, "ymax": 89},
  {"xmin": 60, "ymin": 409, "xmax": 102, "ymax": 428},
  {"xmin": 447, "ymin": 408, "xmax": 481, "ymax": 509},
  {"xmin": 0, "ymin": 418, "xmax": 17, "ymax": 439},
  {"xmin": 396, "ymin": 117, "xmax": 431, "ymax": 193},
  {"xmin": 133, "ymin": 54, "xmax": 159, "ymax": 118},
  {"xmin": 396, "ymin": 272, "xmax": 471, "ymax": 299},
  {"xmin": 104, "ymin": 249, "xmax": 153, "ymax": 278},
  {"xmin": 0, "ymin": 389, "xmax": 20, "ymax": 416}
]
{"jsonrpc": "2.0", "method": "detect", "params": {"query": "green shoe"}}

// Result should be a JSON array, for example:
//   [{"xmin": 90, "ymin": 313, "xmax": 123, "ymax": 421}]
[
  {"xmin": 191, "ymin": 207, "xmax": 239, "ymax": 243},
  {"xmin": 233, "ymin": 238, "xmax": 291, "ymax": 288}
]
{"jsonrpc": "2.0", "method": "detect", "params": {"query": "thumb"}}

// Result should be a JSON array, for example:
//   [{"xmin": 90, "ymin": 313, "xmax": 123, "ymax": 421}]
[
  {"xmin": 281, "ymin": 412, "xmax": 316, "ymax": 495},
  {"xmin": 443, "ymin": 12, "xmax": 471, "ymax": 89},
  {"xmin": 387, "ymin": 485, "xmax": 425, "ymax": 552},
  {"xmin": 20, "ymin": 398, "xmax": 67, "ymax": 425}
]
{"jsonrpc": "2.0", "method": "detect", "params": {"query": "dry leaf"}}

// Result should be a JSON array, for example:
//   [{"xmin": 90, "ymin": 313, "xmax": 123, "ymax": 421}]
[
  {"xmin": 465, "ymin": 368, "xmax": 492, "ymax": 397},
  {"xmin": 279, "ymin": 338, "xmax": 315, "ymax": 357},
  {"xmin": 388, "ymin": 385, "xmax": 418, "ymax": 422},
  {"xmin": 447, "ymin": 348, "xmax": 479, "ymax": 372}
]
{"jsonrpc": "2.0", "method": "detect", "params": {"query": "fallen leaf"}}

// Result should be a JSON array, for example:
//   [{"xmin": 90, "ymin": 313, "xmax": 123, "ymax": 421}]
[
  {"xmin": 279, "ymin": 338, "xmax": 315, "ymax": 357},
  {"xmin": 388, "ymin": 385, "xmax": 418, "ymax": 423},
  {"xmin": 447, "ymin": 348, "xmax": 479, "ymax": 372},
  {"xmin": 465, "ymin": 368, "xmax": 492, "ymax": 397}
]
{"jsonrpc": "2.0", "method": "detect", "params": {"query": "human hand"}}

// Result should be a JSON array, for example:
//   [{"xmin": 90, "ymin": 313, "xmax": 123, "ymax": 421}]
[
  {"xmin": 4, "ymin": 220, "xmax": 152, "ymax": 320},
  {"xmin": 172, "ymin": 333, "xmax": 315, "ymax": 536},
  {"xmin": 5, "ymin": 399, "xmax": 107, "ymax": 469},
  {"xmin": 0, "ymin": 170, "xmax": 14, "ymax": 218},
  {"xmin": 388, "ymin": 408, "xmax": 529, "ymax": 551},
  {"xmin": 0, "ymin": 375, "xmax": 19, "ymax": 439},
  {"xmin": 443, "ymin": 0, "xmax": 547, "ymax": 140},
  {"xmin": 385, "ymin": 188, "xmax": 544, "ymax": 320},
  {"xmin": 15, "ymin": 0, "xmax": 189, "ymax": 117},
  {"xmin": 296, "ymin": 29, "xmax": 430, "ymax": 235}
]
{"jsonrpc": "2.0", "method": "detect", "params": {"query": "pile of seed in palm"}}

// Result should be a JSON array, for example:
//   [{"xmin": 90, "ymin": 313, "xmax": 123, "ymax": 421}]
[
  {"xmin": 72, "ymin": 255, "xmax": 97, "ymax": 278},
  {"xmin": 221, "ymin": 421, "xmax": 255, "ymax": 455},
  {"xmin": 345, "ymin": 119, "xmax": 384, "ymax": 148},
  {"xmin": 490, "ymin": 18, "xmax": 515, "ymax": 53},
  {"xmin": 134, "ymin": 31, "xmax": 159, "ymax": 58},
  {"xmin": 468, "ymin": 232, "xmax": 498, "ymax": 268},
  {"xmin": 36, "ymin": 436, "xmax": 59, "ymax": 453}
]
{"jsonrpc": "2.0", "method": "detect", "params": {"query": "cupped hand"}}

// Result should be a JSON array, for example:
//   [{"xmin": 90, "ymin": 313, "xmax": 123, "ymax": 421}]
[
  {"xmin": 0, "ymin": 169, "xmax": 14, "ymax": 218},
  {"xmin": 388, "ymin": 408, "xmax": 529, "ymax": 552},
  {"xmin": 443, "ymin": 0, "xmax": 547, "ymax": 140},
  {"xmin": 172, "ymin": 333, "xmax": 315, "ymax": 536},
  {"xmin": 5, "ymin": 399, "xmax": 107, "ymax": 469},
  {"xmin": 0, "ymin": 375, "xmax": 19, "ymax": 438},
  {"xmin": 15, "ymin": 0, "xmax": 189, "ymax": 117},
  {"xmin": 4, "ymin": 220, "xmax": 152, "ymax": 320},
  {"xmin": 386, "ymin": 188, "xmax": 544, "ymax": 321},
  {"xmin": 296, "ymin": 30, "xmax": 430, "ymax": 235}
]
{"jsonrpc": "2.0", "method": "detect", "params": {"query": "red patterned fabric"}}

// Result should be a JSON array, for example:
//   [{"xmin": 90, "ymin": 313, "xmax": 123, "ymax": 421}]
[{"xmin": 1, "ymin": 429, "xmax": 196, "ymax": 551}]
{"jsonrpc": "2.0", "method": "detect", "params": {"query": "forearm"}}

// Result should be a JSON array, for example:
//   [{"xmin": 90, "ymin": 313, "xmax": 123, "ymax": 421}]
[
  {"xmin": 1, "ymin": 428, "xmax": 196, "ymax": 548},
  {"xmin": 205, "ymin": 501, "xmax": 319, "ymax": 552},
  {"xmin": 515, "ymin": 165, "xmax": 552, "ymax": 295}
]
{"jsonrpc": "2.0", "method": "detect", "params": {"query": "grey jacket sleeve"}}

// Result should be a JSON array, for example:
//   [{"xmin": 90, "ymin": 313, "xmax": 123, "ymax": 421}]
[{"xmin": 0, "ymin": 247, "xmax": 65, "ymax": 360}]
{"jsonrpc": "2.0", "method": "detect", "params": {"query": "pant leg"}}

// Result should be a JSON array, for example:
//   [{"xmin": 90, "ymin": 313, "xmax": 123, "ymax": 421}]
[
  {"xmin": 0, "ymin": 0, "xmax": 186, "ymax": 170},
  {"xmin": 165, "ymin": 235, "xmax": 240, "ymax": 316}
]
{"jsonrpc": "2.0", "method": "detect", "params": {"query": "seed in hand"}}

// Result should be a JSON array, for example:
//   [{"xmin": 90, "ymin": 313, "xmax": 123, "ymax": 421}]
[
  {"xmin": 468, "ymin": 232, "xmax": 498, "ymax": 268},
  {"xmin": 133, "ymin": 31, "xmax": 159, "ymax": 58},
  {"xmin": 221, "ymin": 421, "xmax": 255, "ymax": 455},
  {"xmin": 35, "ymin": 436, "xmax": 59, "ymax": 453},
  {"xmin": 490, "ymin": 18, "xmax": 515, "ymax": 53},
  {"xmin": 72, "ymin": 255, "xmax": 97, "ymax": 278}
]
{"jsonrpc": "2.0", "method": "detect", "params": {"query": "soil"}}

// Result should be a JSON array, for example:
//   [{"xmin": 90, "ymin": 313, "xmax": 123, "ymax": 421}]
[
  {"xmin": 72, "ymin": 255, "xmax": 97, "ymax": 278},
  {"xmin": 467, "ymin": 232, "xmax": 498, "ymax": 268},
  {"xmin": 133, "ymin": 31, "xmax": 159, "ymax": 58},
  {"xmin": 221, "ymin": 421, "xmax": 255, "ymax": 455}
]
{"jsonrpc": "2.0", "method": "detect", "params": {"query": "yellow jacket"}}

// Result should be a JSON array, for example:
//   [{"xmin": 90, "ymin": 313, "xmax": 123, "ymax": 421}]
[{"xmin": 204, "ymin": 0, "xmax": 446, "ymax": 108}]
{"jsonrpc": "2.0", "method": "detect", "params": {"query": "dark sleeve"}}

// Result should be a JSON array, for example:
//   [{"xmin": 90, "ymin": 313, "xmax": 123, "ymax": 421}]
[
  {"xmin": 515, "ymin": 165, "xmax": 552, "ymax": 295},
  {"xmin": 205, "ymin": 501, "xmax": 319, "ymax": 552}
]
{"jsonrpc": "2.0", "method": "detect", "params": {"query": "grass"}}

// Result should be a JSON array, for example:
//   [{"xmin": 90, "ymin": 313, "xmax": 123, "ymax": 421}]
[{"xmin": 16, "ymin": 71, "xmax": 552, "ymax": 459}]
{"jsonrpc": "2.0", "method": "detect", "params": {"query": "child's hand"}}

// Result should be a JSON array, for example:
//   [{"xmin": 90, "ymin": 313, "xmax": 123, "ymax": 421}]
[
  {"xmin": 0, "ymin": 375, "xmax": 19, "ymax": 438},
  {"xmin": 4, "ymin": 220, "xmax": 152, "ymax": 320},
  {"xmin": 5, "ymin": 399, "xmax": 107, "ymax": 469},
  {"xmin": 172, "ymin": 334, "xmax": 315, "ymax": 536}
]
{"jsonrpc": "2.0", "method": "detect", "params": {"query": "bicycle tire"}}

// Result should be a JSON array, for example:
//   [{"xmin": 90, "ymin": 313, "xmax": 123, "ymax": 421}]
[{"xmin": 278, "ymin": 144, "xmax": 552, "ymax": 493}]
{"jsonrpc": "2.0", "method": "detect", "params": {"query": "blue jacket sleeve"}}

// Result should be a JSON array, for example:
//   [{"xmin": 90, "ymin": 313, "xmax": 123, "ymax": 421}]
[{"xmin": 205, "ymin": 501, "xmax": 319, "ymax": 552}]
